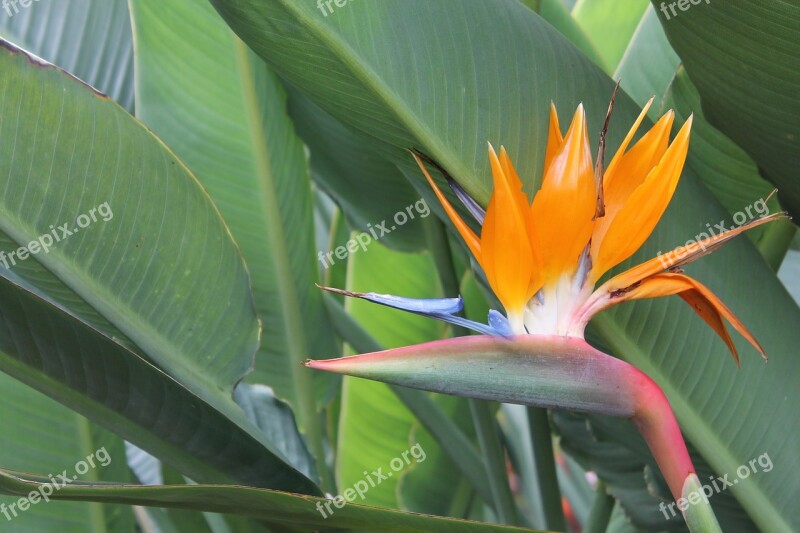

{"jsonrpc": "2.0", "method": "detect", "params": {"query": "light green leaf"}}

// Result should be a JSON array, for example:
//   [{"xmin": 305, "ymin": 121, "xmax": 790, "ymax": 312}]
[
  {"xmin": 129, "ymin": 0, "xmax": 340, "ymax": 487},
  {"xmin": 572, "ymin": 0, "xmax": 650, "ymax": 73},
  {"xmin": 521, "ymin": 0, "xmax": 605, "ymax": 70},
  {"xmin": 337, "ymin": 241, "xmax": 460, "ymax": 512}
]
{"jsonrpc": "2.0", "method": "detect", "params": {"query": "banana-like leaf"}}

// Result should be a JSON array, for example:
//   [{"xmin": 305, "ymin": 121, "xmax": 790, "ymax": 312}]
[
  {"xmin": 0, "ymin": 0, "xmax": 134, "ymax": 111},
  {"xmin": 0, "ymin": 37, "xmax": 256, "ymax": 418},
  {"xmin": 287, "ymin": 90, "xmax": 427, "ymax": 251},
  {"xmin": 616, "ymin": 6, "xmax": 785, "ymax": 249},
  {"xmin": 0, "ymin": 374, "xmax": 135, "ymax": 532},
  {"xmin": 0, "ymin": 470, "xmax": 541, "ymax": 533},
  {"xmin": 661, "ymin": 68, "xmax": 790, "ymax": 253},
  {"xmin": 0, "ymin": 265, "xmax": 318, "ymax": 495},
  {"xmin": 129, "ymin": 0, "xmax": 339, "ymax": 483},
  {"xmin": 206, "ymin": 3, "xmax": 800, "ymax": 529},
  {"xmin": 651, "ymin": 0, "xmax": 800, "ymax": 219},
  {"xmin": 0, "ymin": 39, "xmax": 317, "ymax": 494}
]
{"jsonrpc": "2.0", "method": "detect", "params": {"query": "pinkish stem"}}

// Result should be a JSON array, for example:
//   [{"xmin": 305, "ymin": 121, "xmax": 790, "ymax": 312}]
[{"xmin": 625, "ymin": 366, "xmax": 695, "ymax": 502}]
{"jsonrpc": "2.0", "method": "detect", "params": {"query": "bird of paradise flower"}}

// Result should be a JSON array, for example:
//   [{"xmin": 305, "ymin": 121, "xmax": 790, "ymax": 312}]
[{"xmin": 307, "ymin": 90, "xmax": 785, "ymax": 532}]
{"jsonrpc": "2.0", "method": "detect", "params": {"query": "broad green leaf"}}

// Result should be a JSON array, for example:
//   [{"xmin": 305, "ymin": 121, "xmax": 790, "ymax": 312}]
[
  {"xmin": 661, "ymin": 68, "xmax": 786, "ymax": 246},
  {"xmin": 0, "ymin": 470, "xmax": 541, "ymax": 532},
  {"xmin": 0, "ymin": 40, "xmax": 317, "ymax": 494},
  {"xmin": 651, "ymin": 0, "xmax": 800, "ymax": 219},
  {"xmin": 615, "ymin": 7, "xmax": 782, "ymax": 247},
  {"xmin": 129, "ymin": 0, "xmax": 337, "ymax": 484},
  {"xmin": 208, "ymin": 0, "xmax": 625, "ymax": 202},
  {"xmin": 571, "ymin": 0, "xmax": 650, "ymax": 73},
  {"xmin": 207, "ymin": 2, "xmax": 800, "ymax": 529},
  {"xmin": 0, "ymin": 0, "xmax": 134, "ymax": 110},
  {"xmin": 0, "ymin": 38, "xmax": 257, "ymax": 410},
  {"xmin": 0, "ymin": 272, "xmax": 317, "ymax": 495},
  {"xmin": 234, "ymin": 383, "xmax": 315, "ymax": 479},
  {"xmin": 288, "ymin": 90, "xmax": 427, "ymax": 251},
  {"xmin": 0, "ymin": 373, "xmax": 134, "ymax": 532}
]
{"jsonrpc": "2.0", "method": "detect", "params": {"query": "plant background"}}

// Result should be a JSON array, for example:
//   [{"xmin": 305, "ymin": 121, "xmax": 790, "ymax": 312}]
[{"xmin": 0, "ymin": 0, "xmax": 798, "ymax": 531}]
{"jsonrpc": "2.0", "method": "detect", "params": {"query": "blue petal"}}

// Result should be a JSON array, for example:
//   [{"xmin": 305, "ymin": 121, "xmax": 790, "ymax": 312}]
[
  {"xmin": 409, "ymin": 148, "xmax": 485, "ymax": 224},
  {"xmin": 319, "ymin": 286, "xmax": 505, "ymax": 336},
  {"xmin": 448, "ymin": 178, "xmax": 486, "ymax": 225},
  {"xmin": 487, "ymin": 310, "xmax": 513, "ymax": 336},
  {"xmin": 326, "ymin": 289, "xmax": 463, "ymax": 314}
]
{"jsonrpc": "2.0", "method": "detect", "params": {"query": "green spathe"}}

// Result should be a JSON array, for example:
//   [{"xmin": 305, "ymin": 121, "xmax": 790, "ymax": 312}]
[{"xmin": 307, "ymin": 334, "xmax": 713, "ymax": 530}]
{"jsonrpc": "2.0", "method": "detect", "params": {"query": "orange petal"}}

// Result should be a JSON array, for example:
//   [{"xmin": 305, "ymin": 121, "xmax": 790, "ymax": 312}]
[
  {"xmin": 411, "ymin": 150, "xmax": 481, "ymax": 261},
  {"xmin": 544, "ymin": 102, "xmax": 564, "ymax": 177},
  {"xmin": 603, "ymin": 212, "xmax": 787, "ymax": 291},
  {"xmin": 600, "ymin": 109, "xmax": 674, "ymax": 226},
  {"xmin": 590, "ymin": 116, "xmax": 693, "ymax": 282},
  {"xmin": 530, "ymin": 104, "xmax": 595, "ymax": 283},
  {"xmin": 616, "ymin": 272, "xmax": 766, "ymax": 364},
  {"xmin": 499, "ymin": 147, "xmax": 544, "ymax": 287},
  {"xmin": 481, "ymin": 145, "xmax": 536, "ymax": 312},
  {"xmin": 603, "ymin": 97, "xmax": 655, "ymax": 185}
]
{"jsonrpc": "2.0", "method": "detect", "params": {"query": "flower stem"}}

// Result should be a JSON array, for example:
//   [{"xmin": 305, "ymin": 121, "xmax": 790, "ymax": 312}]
[
  {"xmin": 682, "ymin": 474, "xmax": 723, "ymax": 533},
  {"xmin": 526, "ymin": 407, "xmax": 566, "ymax": 531},
  {"xmin": 626, "ymin": 368, "xmax": 695, "ymax": 502},
  {"xmin": 585, "ymin": 480, "xmax": 615, "ymax": 533},
  {"xmin": 470, "ymin": 399, "xmax": 519, "ymax": 525},
  {"xmin": 626, "ymin": 367, "xmax": 720, "ymax": 531}
]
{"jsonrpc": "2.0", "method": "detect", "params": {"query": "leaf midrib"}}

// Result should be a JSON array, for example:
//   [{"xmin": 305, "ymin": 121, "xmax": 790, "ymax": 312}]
[
  {"xmin": 269, "ymin": 0, "xmax": 476, "ymax": 191},
  {"xmin": 232, "ymin": 38, "xmax": 328, "ymax": 489}
]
